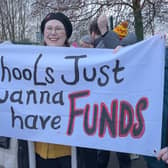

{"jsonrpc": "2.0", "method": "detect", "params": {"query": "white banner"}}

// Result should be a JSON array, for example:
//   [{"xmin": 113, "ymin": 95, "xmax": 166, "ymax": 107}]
[{"xmin": 0, "ymin": 35, "xmax": 165, "ymax": 156}]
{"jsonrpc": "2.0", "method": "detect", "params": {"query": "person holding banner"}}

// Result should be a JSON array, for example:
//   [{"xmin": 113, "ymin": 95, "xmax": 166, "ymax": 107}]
[
  {"xmin": 77, "ymin": 35, "xmax": 99, "ymax": 168},
  {"xmin": 89, "ymin": 14, "xmax": 137, "ymax": 49},
  {"xmin": 157, "ymin": 147, "xmax": 168, "ymax": 164},
  {"xmin": 156, "ymin": 47, "xmax": 168, "ymax": 166},
  {"xmin": 35, "ymin": 12, "xmax": 73, "ymax": 168},
  {"xmin": 144, "ymin": 44, "xmax": 168, "ymax": 168},
  {"xmin": 89, "ymin": 14, "xmax": 138, "ymax": 168},
  {"xmin": 89, "ymin": 17, "xmax": 120, "ymax": 49},
  {"xmin": 88, "ymin": 15, "xmax": 118, "ymax": 168}
]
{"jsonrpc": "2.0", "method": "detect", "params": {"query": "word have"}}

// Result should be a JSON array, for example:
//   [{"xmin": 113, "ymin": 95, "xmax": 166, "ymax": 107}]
[
  {"xmin": 11, "ymin": 106, "xmax": 61, "ymax": 130},
  {"xmin": 67, "ymin": 90, "xmax": 148, "ymax": 138}
]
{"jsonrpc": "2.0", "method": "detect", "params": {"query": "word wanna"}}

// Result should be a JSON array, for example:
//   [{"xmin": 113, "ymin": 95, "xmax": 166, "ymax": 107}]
[
  {"xmin": 0, "ymin": 89, "xmax": 64, "ymax": 105},
  {"xmin": 67, "ymin": 90, "xmax": 148, "ymax": 138}
]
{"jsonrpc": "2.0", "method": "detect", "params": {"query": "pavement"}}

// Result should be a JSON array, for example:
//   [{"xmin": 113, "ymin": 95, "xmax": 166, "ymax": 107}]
[{"xmin": 107, "ymin": 152, "xmax": 148, "ymax": 168}]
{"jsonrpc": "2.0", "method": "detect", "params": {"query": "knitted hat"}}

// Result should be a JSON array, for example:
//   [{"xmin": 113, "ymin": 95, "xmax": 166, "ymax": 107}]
[
  {"xmin": 40, "ymin": 12, "xmax": 73, "ymax": 39},
  {"xmin": 113, "ymin": 21, "xmax": 128, "ymax": 39}
]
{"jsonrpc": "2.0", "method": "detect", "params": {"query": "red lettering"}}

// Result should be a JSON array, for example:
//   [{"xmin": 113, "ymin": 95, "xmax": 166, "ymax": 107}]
[{"xmin": 67, "ymin": 90, "xmax": 148, "ymax": 139}]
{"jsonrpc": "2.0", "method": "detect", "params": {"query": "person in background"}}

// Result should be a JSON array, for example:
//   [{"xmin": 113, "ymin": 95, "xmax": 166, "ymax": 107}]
[
  {"xmin": 89, "ymin": 14, "xmax": 118, "ymax": 168},
  {"xmin": 113, "ymin": 21, "xmax": 128, "ymax": 40},
  {"xmin": 89, "ymin": 16, "xmax": 120, "ymax": 49},
  {"xmin": 79, "ymin": 35, "xmax": 93, "ymax": 48},
  {"xmin": 89, "ymin": 14, "xmax": 138, "ymax": 168},
  {"xmin": 77, "ymin": 34, "xmax": 98, "ymax": 168},
  {"xmin": 35, "ymin": 12, "xmax": 72, "ymax": 168},
  {"xmin": 113, "ymin": 21, "xmax": 138, "ymax": 164},
  {"xmin": 89, "ymin": 14, "xmax": 137, "ymax": 49}
]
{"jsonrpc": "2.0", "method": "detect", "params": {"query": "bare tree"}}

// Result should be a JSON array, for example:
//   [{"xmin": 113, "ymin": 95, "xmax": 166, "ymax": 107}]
[
  {"xmin": 2, "ymin": 0, "xmax": 165, "ymax": 42},
  {"xmin": 31, "ymin": 0, "xmax": 168, "ymax": 42},
  {"xmin": 0, "ymin": 0, "xmax": 31, "ymax": 42}
]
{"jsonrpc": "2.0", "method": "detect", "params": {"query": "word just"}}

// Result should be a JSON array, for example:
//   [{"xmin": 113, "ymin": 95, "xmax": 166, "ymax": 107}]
[{"xmin": 0, "ymin": 54, "xmax": 125, "ymax": 86}]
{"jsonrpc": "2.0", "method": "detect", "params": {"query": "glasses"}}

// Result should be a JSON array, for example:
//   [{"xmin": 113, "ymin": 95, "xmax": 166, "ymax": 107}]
[{"xmin": 46, "ymin": 26, "xmax": 65, "ymax": 33}]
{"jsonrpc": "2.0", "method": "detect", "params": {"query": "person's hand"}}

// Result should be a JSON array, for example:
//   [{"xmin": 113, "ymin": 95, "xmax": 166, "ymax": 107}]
[
  {"xmin": 97, "ymin": 14, "xmax": 108, "ymax": 36},
  {"xmin": 113, "ymin": 45, "xmax": 123, "ymax": 53},
  {"xmin": 157, "ymin": 147, "xmax": 168, "ymax": 164}
]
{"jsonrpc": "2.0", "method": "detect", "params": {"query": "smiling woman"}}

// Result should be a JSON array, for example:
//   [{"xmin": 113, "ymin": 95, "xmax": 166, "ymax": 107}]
[
  {"xmin": 40, "ymin": 12, "xmax": 72, "ymax": 47},
  {"xmin": 43, "ymin": 20, "xmax": 66, "ymax": 46},
  {"xmin": 35, "ymin": 12, "xmax": 73, "ymax": 168}
]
